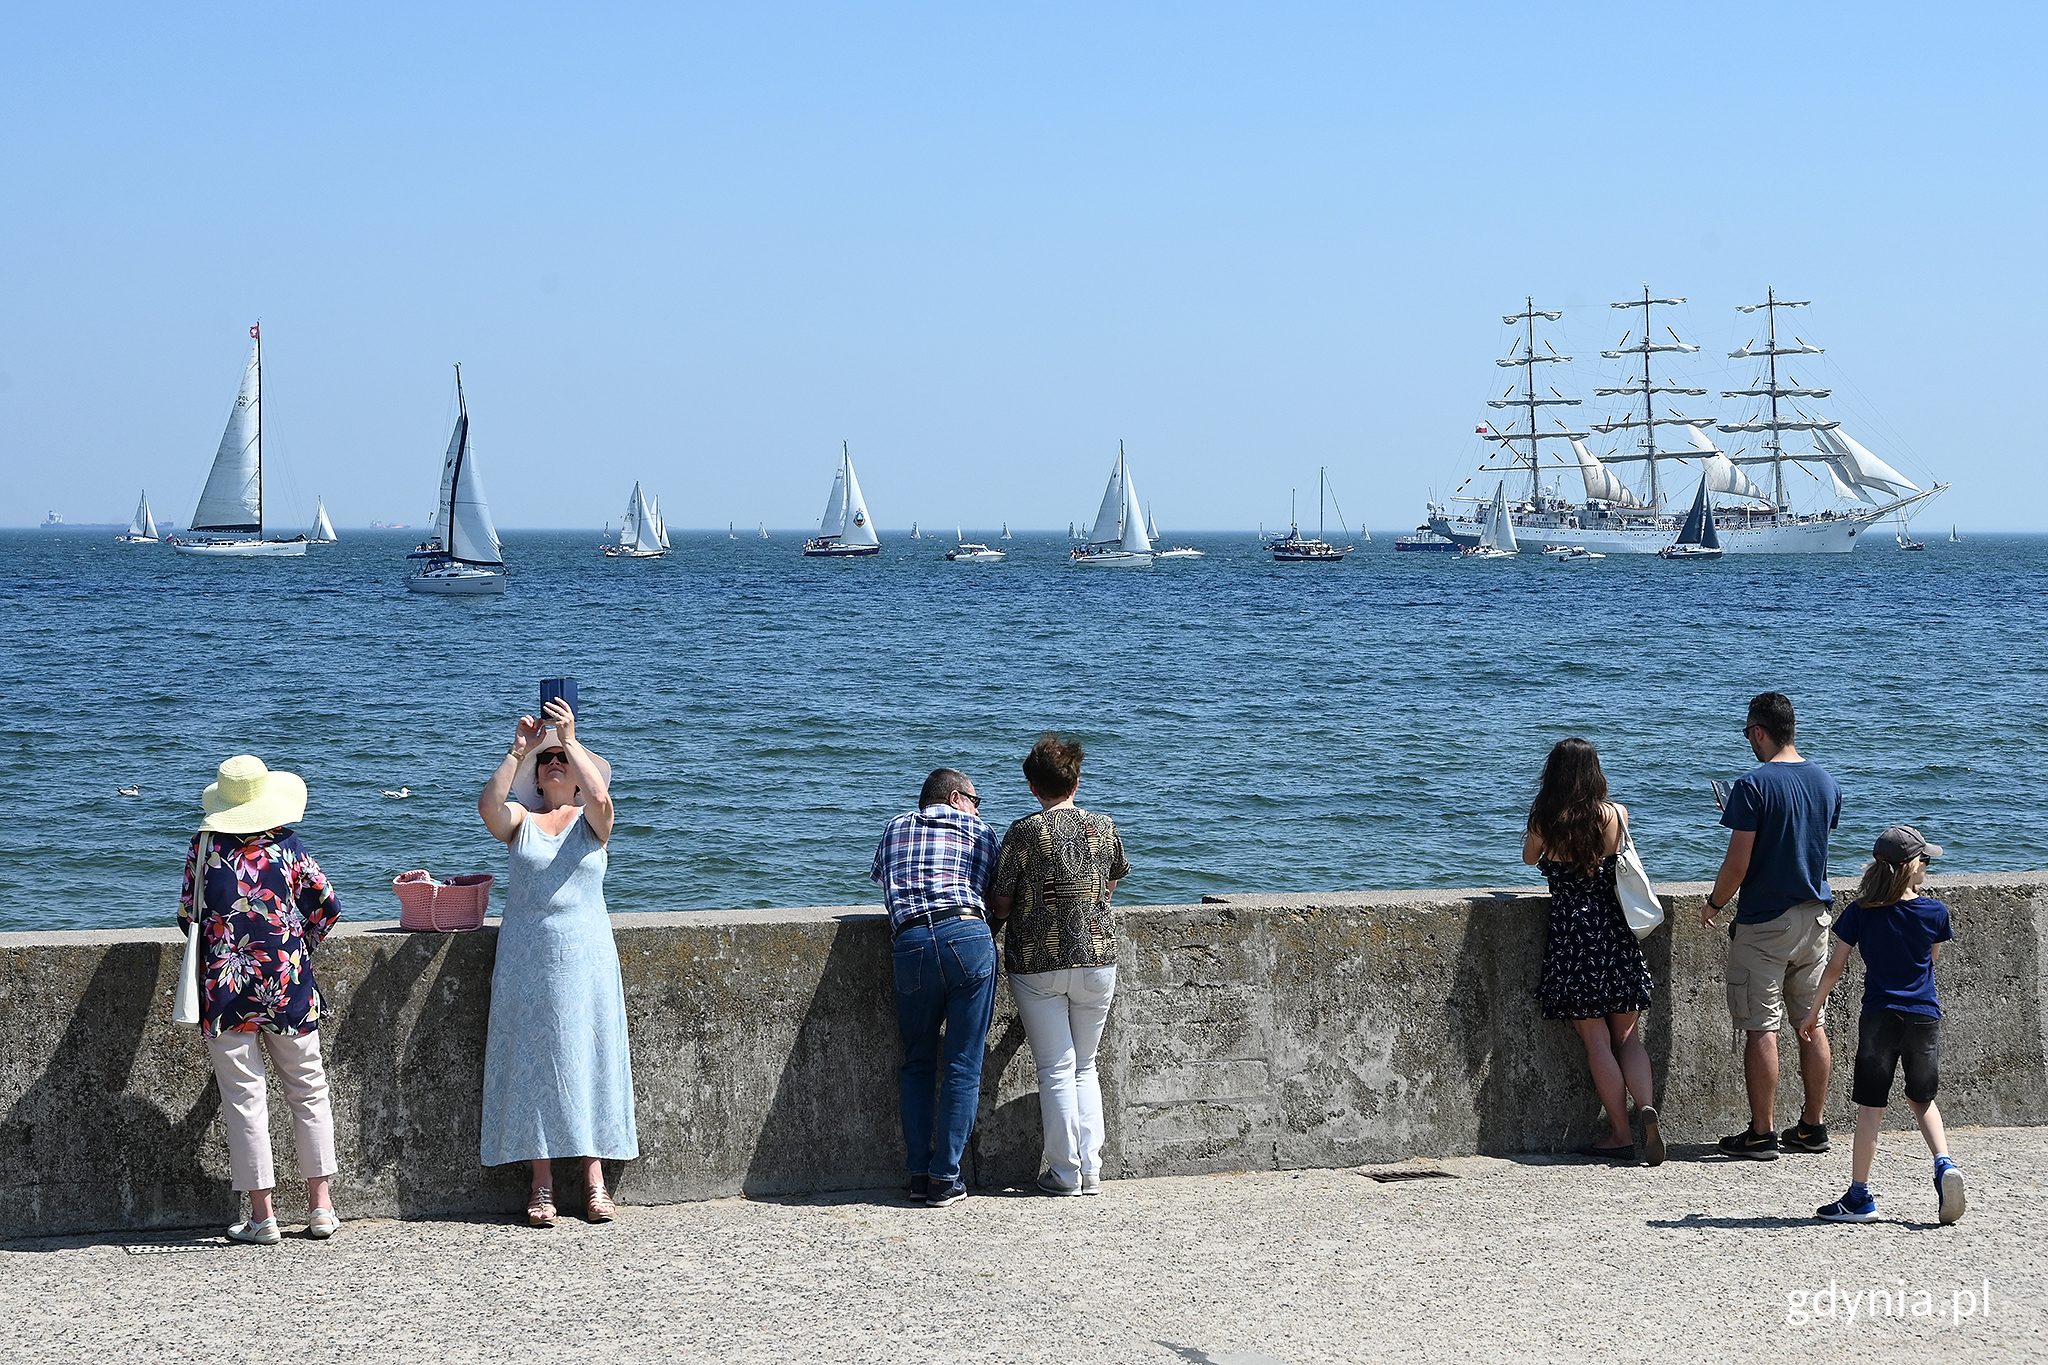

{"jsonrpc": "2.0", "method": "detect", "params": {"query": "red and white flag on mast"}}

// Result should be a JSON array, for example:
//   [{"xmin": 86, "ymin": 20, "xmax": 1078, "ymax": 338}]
[
  {"xmin": 250, "ymin": 325, "xmax": 260, "ymax": 339},
  {"xmin": 1475, "ymin": 424, "xmax": 1490, "ymax": 434}
]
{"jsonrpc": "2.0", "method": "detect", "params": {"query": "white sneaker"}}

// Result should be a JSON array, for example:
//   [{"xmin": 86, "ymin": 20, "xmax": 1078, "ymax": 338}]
[
  {"xmin": 1080, "ymin": 1172, "xmax": 1101, "ymax": 1195},
  {"xmin": 306, "ymin": 1208, "xmax": 340, "ymax": 1239},
  {"xmin": 227, "ymin": 1217, "xmax": 281, "ymax": 1245}
]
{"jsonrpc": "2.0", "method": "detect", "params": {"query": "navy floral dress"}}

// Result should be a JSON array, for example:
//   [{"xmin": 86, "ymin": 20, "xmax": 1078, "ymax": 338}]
[
  {"xmin": 1534, "ymin": 853, "xmax": 1653, "ymax": 1021},
  {"xmin": 177, "ymin": 828, "xmax": 342, "ymax": 1038}
]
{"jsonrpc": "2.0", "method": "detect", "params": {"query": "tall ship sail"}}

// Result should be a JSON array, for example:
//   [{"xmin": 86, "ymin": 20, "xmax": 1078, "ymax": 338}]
[
  {"xmin": 1429, "ymin": 291, "xmax": 1946, "ymax": 553},
  {"xmin": 1070, "ymin": 441, "xmax": 1154, "ymax": 568},
  {"xmin": 170, "ymin": 326, "xmax": 308, "ymax": 557},
  {"xmin": 407, "ymin": 366, "xmax": 507, "ymax": 595},
  {"xmin": 803, "ymin": 443, "xmax": 882, "ymax": 557}
]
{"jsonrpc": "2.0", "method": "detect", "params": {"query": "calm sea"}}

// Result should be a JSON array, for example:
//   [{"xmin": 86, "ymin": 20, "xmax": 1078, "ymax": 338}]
[{"xmin": 3, "ymin": 528, "xmax": 2044, "ymax": 933}]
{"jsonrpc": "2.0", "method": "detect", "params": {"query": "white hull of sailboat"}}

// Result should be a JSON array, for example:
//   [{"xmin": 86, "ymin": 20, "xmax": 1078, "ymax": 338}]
[
  {"xmin": 1153, "ymin": 548, "xmax": 1205, "ymax": 559},
  {"xmin": 1070, "ymin": 549, "xmax": 1154, "ymax": 568},
  {"xmin": 602, "ymin": 547, "xmax": 667, "ymax": 558},
  {"xmin": 115, "ymin": 535, "xmax": 163, "ymax": 544},
  {"xmin": 171, "ymin": 539, "xmax": 307, "ymax": 557},
  {"xmin": 407, "ymin": 566, "xmax": 507, "ymax": 594}
]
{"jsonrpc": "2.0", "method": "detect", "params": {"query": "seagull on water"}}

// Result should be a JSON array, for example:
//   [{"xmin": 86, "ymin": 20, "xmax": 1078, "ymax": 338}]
[
  {"xmin": 381, "ymin": 786, "xmax": 412, "ymax": 798},
  {"xmin": 116, "ymin": 785, "xmax": 140, "ymax": 797}
]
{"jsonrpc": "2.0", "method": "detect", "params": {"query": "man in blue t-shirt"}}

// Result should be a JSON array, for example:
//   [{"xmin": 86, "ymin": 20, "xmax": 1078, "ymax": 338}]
[{"xmin": 1700, "ymin": 692, "xmax": 1843, "ymax": 1161}]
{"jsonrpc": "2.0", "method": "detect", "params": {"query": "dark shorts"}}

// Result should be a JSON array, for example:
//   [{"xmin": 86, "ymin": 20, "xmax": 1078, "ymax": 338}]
[{"xmin": 1851, "ymin": 1008, "xmax": 1941, "ymax": 1108}]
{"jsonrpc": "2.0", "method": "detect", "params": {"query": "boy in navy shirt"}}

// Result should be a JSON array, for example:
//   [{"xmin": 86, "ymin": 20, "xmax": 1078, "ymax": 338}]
[{"xmin": 1797, "ymin": 825, "xmax": 1964, "ymax": 1224}]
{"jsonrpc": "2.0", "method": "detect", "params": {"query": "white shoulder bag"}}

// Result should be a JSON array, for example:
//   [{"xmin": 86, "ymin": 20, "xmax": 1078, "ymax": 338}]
[
  {"xmin": 1613, "ymin": 807, "xmax": 1665, "ymax": 940},
  {"xmin": 172, "ymin": 833, "xmax": 207, "ymax": 1029}
]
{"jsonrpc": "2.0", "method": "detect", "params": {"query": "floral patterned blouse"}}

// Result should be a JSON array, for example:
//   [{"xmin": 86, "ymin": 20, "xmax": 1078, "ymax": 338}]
[{"xmin": 177, "ymin": 828, "xmax": 342, "ymax": 1038}]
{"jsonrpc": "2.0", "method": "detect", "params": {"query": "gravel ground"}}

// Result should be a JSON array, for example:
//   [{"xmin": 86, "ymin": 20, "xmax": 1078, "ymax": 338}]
[{"xmin": 5, "ymin": 1126, "xmax": 2043, "ymax": 1363}]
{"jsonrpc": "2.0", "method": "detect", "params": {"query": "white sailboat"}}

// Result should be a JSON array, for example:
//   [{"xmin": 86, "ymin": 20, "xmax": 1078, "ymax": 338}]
[
  {"xmin": 116, "ymin": 491, "xmax": 162, "ymax": 543},
  {"xmin": 759, "ymin": 522, "xmax": 769, "ymax": 539},
  {"xmin": 170, "ymin": 326, "xmax": 307, "ymax": 557},
  {"xmin": 1461, "ymin": 482, "xmax": 1518, "ymax": 558},
  {"xmin": 407, "ymin": 367, "xmax": 507, "ymax": 594},
  {"xmin": 1000, "ymin": 523, "xmax": 1011, "ymax": 541},
  {"xmin": 729, "ymin": 521, "xmax": 737, "ymax": 540},
  {"xmin": 1270, "ymin": 470, "xmax": 1353, "ymax": 561},
  {"xmin": 1071, "ymin": 441, "xmax": 1155, "ymax": 567},
  {"xmin": 1949, "ymin": 525, "xmax": 1961, "ymax": 543},
  {"xmin": 308, "ymin": 497, "xmax": 338, "ymax": 544},
  {"xmin": 603, "ymin": 481, "xmax": 669, "ymax": 557},
  {"xmin": 803, "ymin": 443, "xmax": 882, "ymax": 557},
  {"xmin": 1144, "ymin": 503, "xmax": 1205, "ymax": 560}
]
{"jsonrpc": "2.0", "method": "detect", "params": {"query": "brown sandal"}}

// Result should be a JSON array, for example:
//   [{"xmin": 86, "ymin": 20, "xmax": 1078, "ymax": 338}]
[
  {"xmin": 527, "ymin": 1187, "xmax": 556, "ymax": 1227},
  {"xmin": 585, "ymin": 1182, "xmax": 615, "ymax": 1223}
]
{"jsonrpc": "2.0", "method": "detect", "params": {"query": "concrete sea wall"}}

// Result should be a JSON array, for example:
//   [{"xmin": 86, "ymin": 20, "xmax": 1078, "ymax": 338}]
[{"xmin": 3, "ymin": 871, "xmax": 2043, "ymax": 1239}]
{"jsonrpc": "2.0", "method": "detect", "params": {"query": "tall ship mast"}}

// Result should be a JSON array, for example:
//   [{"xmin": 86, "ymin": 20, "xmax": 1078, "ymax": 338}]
[{"xmin": 1428, "ymin": 290, "xmax": 1947, "ymax": 553}]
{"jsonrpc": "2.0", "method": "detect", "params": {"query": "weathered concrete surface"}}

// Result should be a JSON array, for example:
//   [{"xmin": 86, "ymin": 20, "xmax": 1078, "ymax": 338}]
[
  {"xmin": 5, "ymin": 1126, "xmax": 2043, "ymax": 1363},
  {"xmin": 2, "ymin": 872, "xmax": 2043, "ymax": 1238}
]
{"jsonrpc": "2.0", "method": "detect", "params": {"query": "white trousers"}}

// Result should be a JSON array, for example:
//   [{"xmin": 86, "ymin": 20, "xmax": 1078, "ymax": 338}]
[
  {"xmin": 206, "ymin": 1029, "xmax": 338, "ymax": 1192},
  {"xmin": 1010, "ymin": 967, "xmax": 1117, "ymax": 1185}
]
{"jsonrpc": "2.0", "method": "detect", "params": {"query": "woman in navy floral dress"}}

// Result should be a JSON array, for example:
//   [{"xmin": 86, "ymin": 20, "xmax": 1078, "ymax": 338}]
[
  {"xmin": 178, "ymin": 755, "xmax": 343, "ymax": 1243},
  {"xmin": 1521, "ymin": 737, "xmax": 1662, "ymax": 1165}
]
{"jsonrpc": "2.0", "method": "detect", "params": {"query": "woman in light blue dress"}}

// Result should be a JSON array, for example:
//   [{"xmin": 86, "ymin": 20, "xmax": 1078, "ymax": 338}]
[{"xmin": 477, "ymin": 695, "xmax": 637, "ymax": 1226}]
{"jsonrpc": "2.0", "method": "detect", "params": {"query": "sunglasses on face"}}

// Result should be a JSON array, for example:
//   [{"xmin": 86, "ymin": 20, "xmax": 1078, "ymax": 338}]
[
  {"xmin": 960, "ymin": 791, "xmax": 981, "ymax": 807},
  {"xmin": 536, "ymin": 750, "xmax": 570, "ymax": 767}
]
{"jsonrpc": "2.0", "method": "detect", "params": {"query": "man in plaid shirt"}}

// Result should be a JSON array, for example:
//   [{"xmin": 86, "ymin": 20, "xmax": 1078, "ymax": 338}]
[{"xmin": 870, "ymin": 767, "xmax": 1001, "ymax": 1208}]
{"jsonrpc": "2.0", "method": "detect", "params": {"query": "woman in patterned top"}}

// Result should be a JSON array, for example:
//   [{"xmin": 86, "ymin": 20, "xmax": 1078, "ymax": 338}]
[
  {"xmin": 178, "ymin": 755, "xmax": 344, "ymax": 1243},
  {"xmin": 989, "ymin": 734, "xmax": 1130, "ymax": 1196},
  {"xmin": 1521, "ymin": 737, "xmax": 1662, "ymax": 1166}
]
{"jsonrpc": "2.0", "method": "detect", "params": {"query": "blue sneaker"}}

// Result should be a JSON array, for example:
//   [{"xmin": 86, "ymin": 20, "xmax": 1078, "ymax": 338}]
[
  {"xmin": 905, "ymin": 1174, "xmax": 929, "ymax": 1203},
  {"xmin": 1936, "ymin": 1161, "xmax": 1966, "ymax": 1225},
  {"xmin": 1817, "ymin": 1187, "xmax": 1879, "ymax": 1222}
]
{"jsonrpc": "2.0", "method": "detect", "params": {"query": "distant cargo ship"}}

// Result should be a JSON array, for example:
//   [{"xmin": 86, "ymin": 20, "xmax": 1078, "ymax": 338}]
[{"xmin": 40, "ymin": 511, "xmax": 122, "ymax": 530}]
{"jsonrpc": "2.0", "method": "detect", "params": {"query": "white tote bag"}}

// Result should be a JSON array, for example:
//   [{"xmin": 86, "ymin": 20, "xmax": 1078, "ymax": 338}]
[
  {"xmin": 1613, "ymin": 808, "xmax": 1664, "ymax": 940},
  {"xmin": 172, "ymin": 834, "xmax": 206, "ymax": 1029}
]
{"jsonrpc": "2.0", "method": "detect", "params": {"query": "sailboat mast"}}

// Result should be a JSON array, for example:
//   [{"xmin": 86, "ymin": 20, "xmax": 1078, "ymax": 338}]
[
  {"xmin": 841, "ymin": 440, "xmax": 851, "ymax": 536},
  {"xmin": 1765, "ymin": 287, "xmax": 1786, "ymax": 511},
  {"xmin": 1319, "ymin": 467, "xmax": 1326, "ymax": 537},
  {"xmin": 253, "ymin": 324, "xmax": 264, "ymax": 538},
  {"xmin": 449, "ymin": 364, "xmax": 467, "ymax": 543}
]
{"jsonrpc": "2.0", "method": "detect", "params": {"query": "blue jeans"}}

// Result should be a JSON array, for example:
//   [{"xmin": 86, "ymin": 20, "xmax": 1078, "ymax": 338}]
[{"xmin": 893, "ymin": 915, "xmax": 998, "ymax": 1186}]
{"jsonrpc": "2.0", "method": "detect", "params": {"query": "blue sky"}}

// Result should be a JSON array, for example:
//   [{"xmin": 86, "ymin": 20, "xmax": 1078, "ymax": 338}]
[{"xmin": 3, "ymin": 2, "xmax": 2041, "ymax": 530}]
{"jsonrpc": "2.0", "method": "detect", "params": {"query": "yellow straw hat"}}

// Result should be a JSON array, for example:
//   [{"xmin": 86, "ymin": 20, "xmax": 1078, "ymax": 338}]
[{"xmin": 200, "ymin": 755, "xmax": 308, "ymax": 833}]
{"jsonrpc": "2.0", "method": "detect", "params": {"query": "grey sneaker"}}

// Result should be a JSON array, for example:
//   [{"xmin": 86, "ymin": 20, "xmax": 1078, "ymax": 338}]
[
  {"xmin": 227, "ymin": 1217, "xmax": 281, "ymax": 1245},
  {"xmin": 306, "ymin": 1208, "xmax": 340, "ymax": 1239},
  {"xmin": 1036, "ymin": 1171, "xmax": 1082, "ymax": 1197},
  {"xmin": 1080, "ymin": 1172, "xmax": 1101, "ymax": 1195}
]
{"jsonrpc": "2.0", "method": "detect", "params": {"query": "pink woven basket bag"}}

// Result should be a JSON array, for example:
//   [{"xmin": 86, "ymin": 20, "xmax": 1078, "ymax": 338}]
[{"xmin": 392, "ymin": 871, "xmax": 494, "ymax": 932}]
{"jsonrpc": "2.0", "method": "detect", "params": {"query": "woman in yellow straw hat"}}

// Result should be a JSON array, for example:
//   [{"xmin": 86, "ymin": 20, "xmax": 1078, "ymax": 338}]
[{"xmin": 178, "ymin": 754, "xmax": 343, "ymax": 1244}]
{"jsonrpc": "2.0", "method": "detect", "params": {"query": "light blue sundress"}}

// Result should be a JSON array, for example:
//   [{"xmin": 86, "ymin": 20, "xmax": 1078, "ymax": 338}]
[{"xmin": 479, "ymin": 812, "xmax": 639, "ymax": 1166}]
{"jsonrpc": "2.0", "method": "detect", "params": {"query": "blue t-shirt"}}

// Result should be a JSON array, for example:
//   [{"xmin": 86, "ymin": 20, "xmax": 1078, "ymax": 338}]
[
  {"xmin": 1720, "ymin": 759, "xmax": 1842, "ymax": 923},
  {"xmin": 1832, "ymin": 896, "xmax": 1952, "ymax": 1018}
]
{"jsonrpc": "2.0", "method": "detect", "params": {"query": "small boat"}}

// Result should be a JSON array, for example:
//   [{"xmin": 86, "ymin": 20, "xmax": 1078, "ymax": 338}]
[
  {"xmin": 729, "ymin": 521, "xmax": 737, "ymax": 540},
  {"xmin": 308, "ymin": 497, "xmax": 338, "ymax": 544},
  {"xmin": 170, "ymin": 326, "xmax": 308, "ymax": 557},
  {"xmin": 1395, "ymin": 526, "xmax": 1457, "ymax": 552},
  {"xmin": 911, "ymin": 521, "xmax": 922, "ymax": 539},
  {"xmin": 1550, "ymin": 546, "xmax": 1605, "ymax": 563},
  {"xmin": 1658, "ymin": 477, "xmax": 1725, "ymax": 561},
  {"xmin": 759, "ymin": 522, "xmax": 769, "ymax": 539},
  {"xmin": 946, "ymin": 538, "xmax": 1006, "ymax": 562},
  {"xmin": 1145, "ymin": 504, "xmax": 1205, "ymax": 559},
  {"xmin": 407, "ymin": 366, "xmax": 508, "ymax": 595},
  {"xmin": 1071, "ymin": 442, "xmax": 1155, "ymax": 567},
  {"xmin": 116, "ymin": 491, "xmax": 162, "ymax": 543},
  {"xmin": 1461, "ymin": 482, "xmax": 1518, "ymax": 558},
  {"xmin": 602, "ymin": 481, "xmax": 668, "ymax": 557},
  {"xmin": 804, "ymin": 443, "xmax": 883, "ymax": 557},
  {"xmin": 1001, "ymin": 523, "xmax": 1012, "ymax": 541},
  {"xmin": 1270, "ymin": 469, "xmax": 1353, "ymax": 561},
  {"xmin": 1897, "ymin": 526, "xmax": 1927, "ymax": 552},
  {"xmin": 1949, "ymin": 525, "xmax": 1961, "ymax": 543}
]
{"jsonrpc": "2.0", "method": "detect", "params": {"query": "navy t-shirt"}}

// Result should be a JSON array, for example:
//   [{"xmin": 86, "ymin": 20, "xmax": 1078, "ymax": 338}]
[
  {"xmin": 1832, "ymin": 896, "xmax": 1953, "ymax": 1018},
  {"xmin": 1720, "ymin": 759, "xmax": 1842, "ymax": 923}
]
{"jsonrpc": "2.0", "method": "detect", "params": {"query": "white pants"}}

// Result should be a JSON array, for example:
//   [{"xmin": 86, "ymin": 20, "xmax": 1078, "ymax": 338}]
[
  {"xmin": 206, "ymin": 1030, "xmax": 337, "ymax": 1192},
  {"xmin": 1010, "ymin": 967, "xmax": 1117, "ymax": 1185}
]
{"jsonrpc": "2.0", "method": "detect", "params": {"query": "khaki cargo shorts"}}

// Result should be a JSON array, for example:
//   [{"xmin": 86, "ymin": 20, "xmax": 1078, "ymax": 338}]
[{"xmin": 1726, "ymin": 900, "xmax": 1833, "ymax": 1034}]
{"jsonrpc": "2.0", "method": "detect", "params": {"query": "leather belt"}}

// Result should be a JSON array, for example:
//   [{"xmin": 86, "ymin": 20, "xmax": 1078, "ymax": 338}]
[{"xmin": 893, "ymin": 908, "xmax": 985, "ymax": 937}]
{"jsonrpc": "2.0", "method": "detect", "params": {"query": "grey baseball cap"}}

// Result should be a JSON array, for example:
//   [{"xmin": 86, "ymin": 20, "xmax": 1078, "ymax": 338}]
[{"xmin": 1874, "ymin": 825, "xmax": 1943, "ymax": 863}]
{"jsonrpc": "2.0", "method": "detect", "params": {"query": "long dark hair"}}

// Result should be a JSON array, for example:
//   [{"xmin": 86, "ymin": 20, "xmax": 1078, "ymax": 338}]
[{"xmin": 1528, "ymin": 737, "xmax": 1612, "ymax": 874}]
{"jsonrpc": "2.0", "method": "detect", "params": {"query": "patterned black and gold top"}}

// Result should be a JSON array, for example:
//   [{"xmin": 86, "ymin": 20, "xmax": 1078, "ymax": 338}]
[{"xmin": 993, "ymin": 806, "xmax": 1131, "ymax": 975}]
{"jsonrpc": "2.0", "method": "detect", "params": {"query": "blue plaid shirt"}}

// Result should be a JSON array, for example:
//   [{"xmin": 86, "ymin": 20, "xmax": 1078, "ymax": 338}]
[{"xmin": 870, "ymin": 804, "xmax": 1000, "ymax": 930}]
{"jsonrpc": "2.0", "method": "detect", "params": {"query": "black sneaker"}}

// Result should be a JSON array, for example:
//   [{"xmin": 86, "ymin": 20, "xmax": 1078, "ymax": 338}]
[
  {"xmin": 1780, "ymin": 1121, "xmax": 1830, "ymax": 1153},
  {"xmin": 904, "ymin": 1174, "xmax": 929, "ymax": 1203},
  {"xmin": 1717, "ymin": 1127, "xmax": 1781, "ymax": 1161},
  {"xmin": 925, "ymin": 1181, "xmax": 967, "ymax": 1208}
]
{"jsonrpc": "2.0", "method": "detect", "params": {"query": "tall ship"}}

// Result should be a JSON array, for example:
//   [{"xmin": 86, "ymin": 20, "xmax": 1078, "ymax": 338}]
[
  {"xmin": 803, "ymin": 443, "xmax": 881, "ymax": 557},
  {"xmin": 1429, "ymin": 291, "xmax": 1945, "ymax": 553},
  {"xmin": 170, "ymin": 326, "xmax": 308, "ymax": 557}
]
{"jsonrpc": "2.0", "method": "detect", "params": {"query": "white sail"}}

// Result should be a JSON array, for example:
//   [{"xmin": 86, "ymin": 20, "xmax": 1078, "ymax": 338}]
[
  {"xmin": 840, "ymin": 452, "xmax": 880, "ymax": 547},
  {"xmin": 654, "ymin": 496, "xmax": 670, "ymax": 550},
  {"xmin": 1571, "ymin": 439, "xmax": 1639, "ymax": 505},
  {"xmin": 1821, "ymin": 427, "xmax": 1919, "ymax": 495},
  {"xmin": 620, "ymin": 482, "xmax": 664, "ymax": 553},
  {"xmin": 190, "ymin": 340, "xmax": 262, "ymax": 532},
  {"xmin": 817, "ymin": 466, "xmax": 847, "ymax": 538},
  {"xmin": 1089, "ymin": 455, "xmax": 1126, "ymax": 544},
  {"xmin": 130, "ymin": 492, "xmax": 159, "ymax": 539},
  {"xmin": 1682, "ymin": 426, "xmax": 1770, "ymax": 500},
  {"xmin": 1493, "ymin": 483, "xmax": 1519, "ymax": 553},
  {"xmin": 1120, "ymin": 458, "xmax": 1152, "ymax": 553},
  {"xmin": 1824, "ymin": 458, "xmax": 1878, "ymax": 504},
  {"xmin": 438, "ymin": 389, "xmax": 503, "ymax": 565},
  {"xmin": 1145, "ymin": 505, "xmax": 1159, "ymax": 542},
  {"xmin": 311, "ymin": 497, "xmax": 336, "ymax": 542},
  {"xmin": 619, "ymin": 485, "xmax": 642, "ymax": 548}
]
